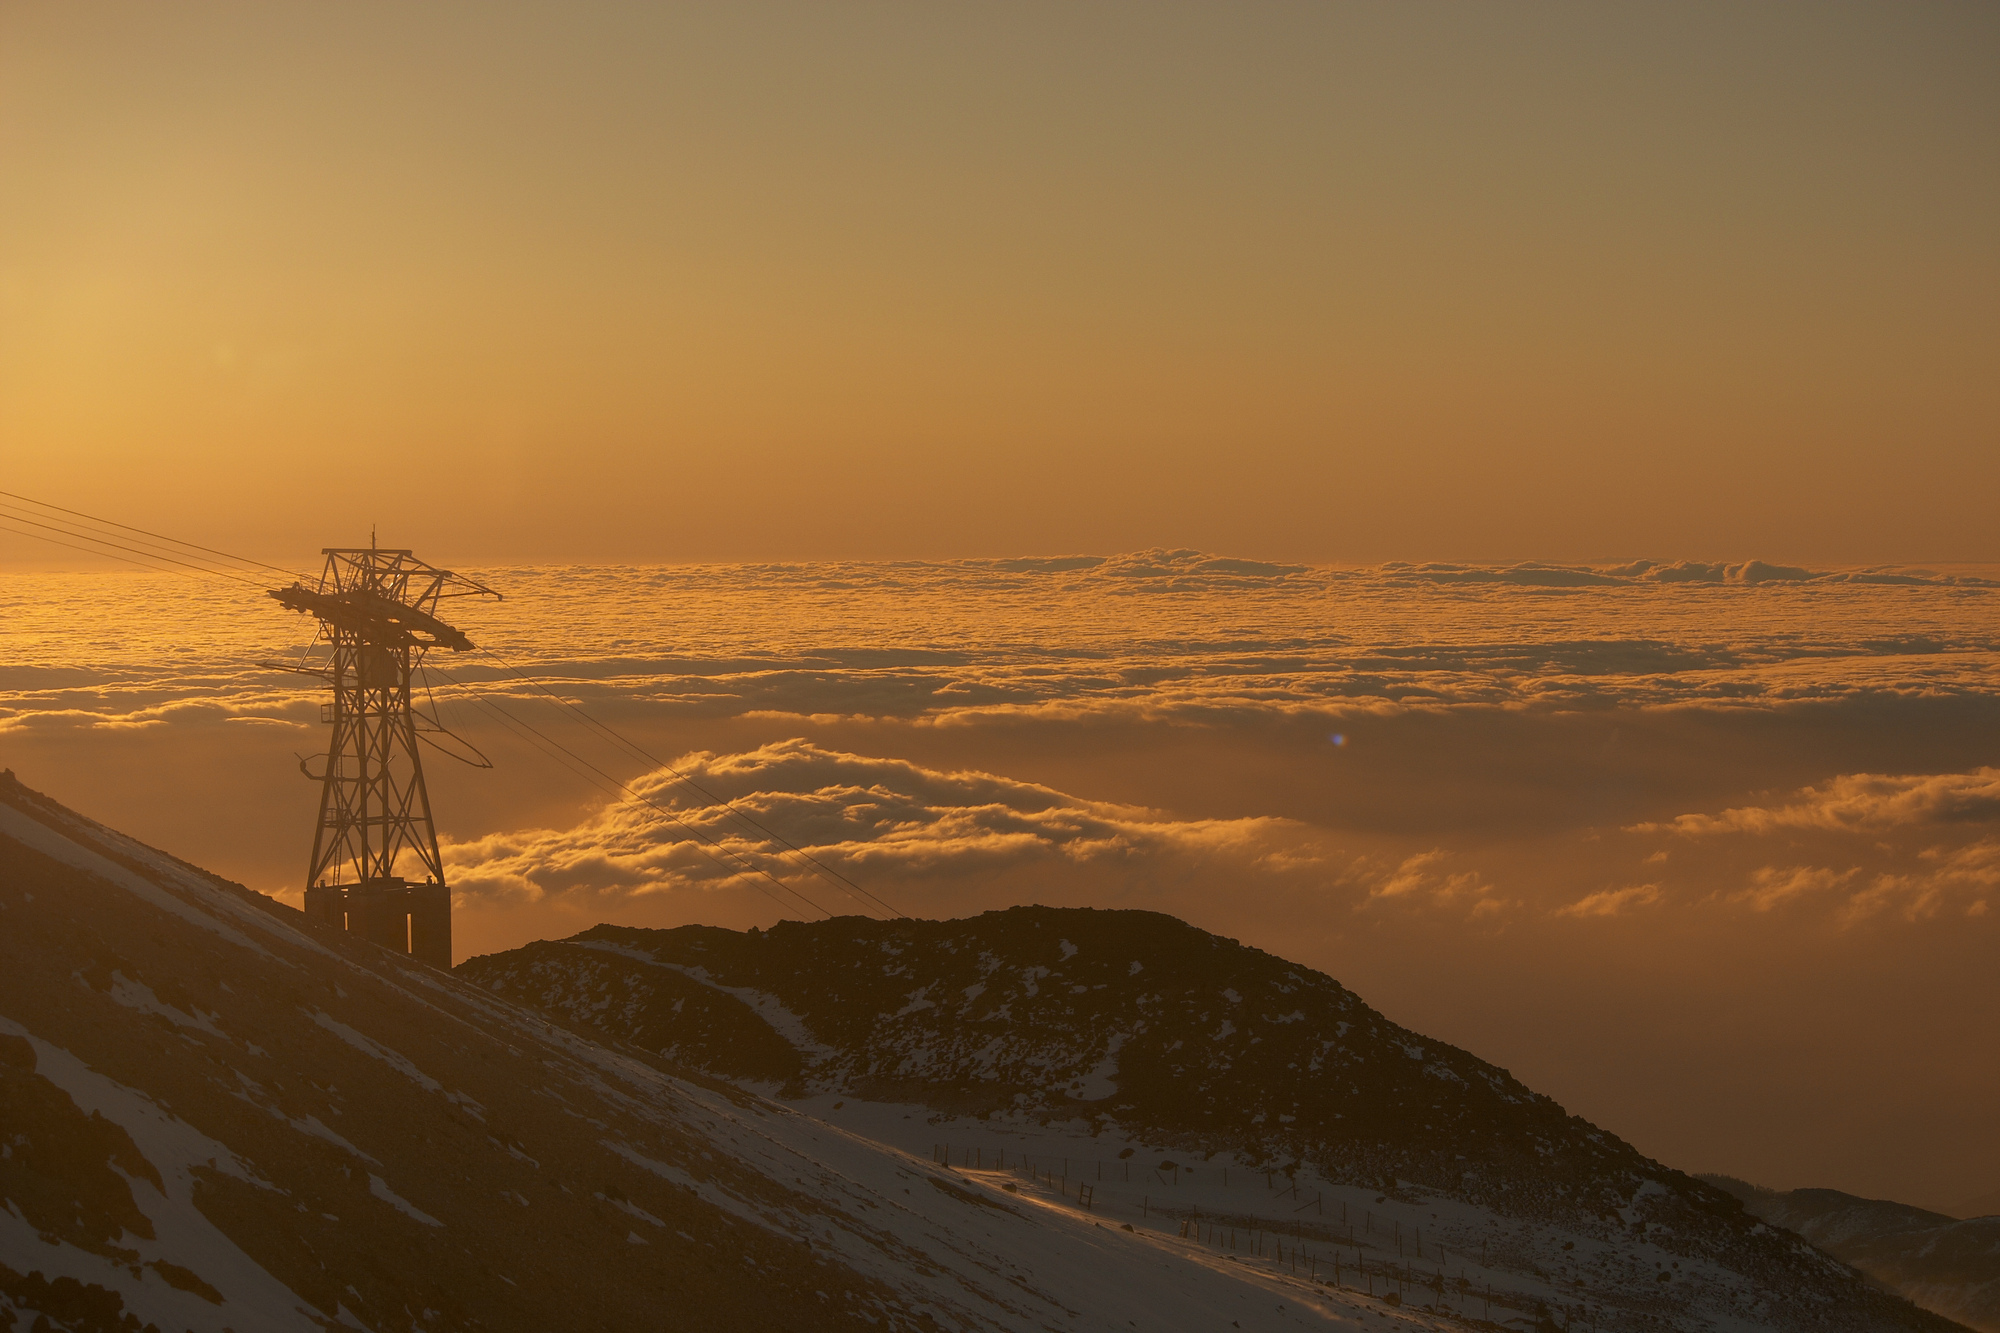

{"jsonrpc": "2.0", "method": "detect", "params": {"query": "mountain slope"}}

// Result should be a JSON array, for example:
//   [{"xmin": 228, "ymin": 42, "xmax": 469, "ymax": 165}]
[
  {"xmin": 461, "ymin": 913, "xmax": 1968, "ymax": 1333},
  {"xmin": 1703, "ymin": 1177, "xmax": 2000, "ymax": 1333},
  {"xmin": 2, "ymin": 769, "xmax": 1516, "ymax": 1333}
]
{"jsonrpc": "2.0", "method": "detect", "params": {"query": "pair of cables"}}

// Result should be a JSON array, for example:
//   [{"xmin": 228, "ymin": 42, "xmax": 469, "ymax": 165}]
[
  {"xmin": 0, "ymin": 488, "xmax": 904, "ymax": 921},
  {"xmin": 472, "ymin": 646, "xmax": 906, "ymax": 920},
  {"xmin": 422, "ymin": 659, "xmax": 846, "ymax": 922},
  {"xmin": 0, "ymin": 489, "xmax": 303, "ymax": 588}
]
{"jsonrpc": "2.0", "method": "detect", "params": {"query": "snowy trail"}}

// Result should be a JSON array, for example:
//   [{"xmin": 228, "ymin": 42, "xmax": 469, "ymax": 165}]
[{"xmin": 676, "ymin": 1091, "xmax": 1453, "ymax": 1333}]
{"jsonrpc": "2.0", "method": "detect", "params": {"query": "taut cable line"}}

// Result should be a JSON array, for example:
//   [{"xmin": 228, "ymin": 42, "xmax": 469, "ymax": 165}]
[
  {"xmin": 0, "ymin": 488, "xmax": 305, "ymax": 580},
  {"xmin": 0, "ymin": 509, "xmax": 273, "ymax": 588},
  {"xmin": 445, "ymin": 693, "xmax": 832, "ymax": 923},
  {"xmin": 2, "ymin": 490, "xmax": 897, "ymax": 922},
  {"xmin": 0, "ymin": 521, "xmax": 200, "ymax": 578},
  {"xmin": 0, "ymin": 497, "xmax": 290, "ymax": 583},
  {"xmin": 475, "ymin": 646, "xmax": 909, "ymax": 919},
  {"xmin": 424, "ymin": 663, "xmax": 835, "ymax": 920}
]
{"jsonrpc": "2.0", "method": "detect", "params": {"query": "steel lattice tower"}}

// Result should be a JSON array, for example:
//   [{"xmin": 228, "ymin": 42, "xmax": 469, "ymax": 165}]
[{"xmin": 270, "ymin": 545, "xmax": 498, "ymax": 967}]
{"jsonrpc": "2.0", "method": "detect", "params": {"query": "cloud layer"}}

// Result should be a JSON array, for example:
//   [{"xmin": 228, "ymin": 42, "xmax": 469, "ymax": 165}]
[
  {"xmin": 7, "ymin": 554, "xmax": 1996, "ymax": 743},
  {"xmin": 1640, "ymin": 768, "xmax": 2000, "ymax": 836},
  {"xmin": 6, "ymin": 555, "xmax": 1999, "ymax": 1211},
  {"xmin": 440, "ymin": 739, "xmax": 1318, "ymax": 916}
]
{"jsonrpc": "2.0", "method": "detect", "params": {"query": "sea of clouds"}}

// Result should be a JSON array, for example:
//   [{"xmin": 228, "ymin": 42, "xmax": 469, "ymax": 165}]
[{"xmin": 3, "ymin": 550, "xmax": 1997, "ymax": 1209}]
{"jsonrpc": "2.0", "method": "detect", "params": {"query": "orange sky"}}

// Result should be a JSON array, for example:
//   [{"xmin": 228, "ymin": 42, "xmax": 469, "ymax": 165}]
[{"xmin": 4, "ymin": 1, "xmax": 1996, "ymax": 565}]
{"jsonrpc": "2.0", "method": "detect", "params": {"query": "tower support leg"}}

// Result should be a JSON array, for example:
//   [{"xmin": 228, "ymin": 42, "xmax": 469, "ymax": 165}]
[{"xmin": 408, "ymin": 881, "xmax": 452, "ymax": 969}]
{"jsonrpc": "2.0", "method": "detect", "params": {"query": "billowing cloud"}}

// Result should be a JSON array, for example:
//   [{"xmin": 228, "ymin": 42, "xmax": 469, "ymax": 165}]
[
  {"xmin": 1642, "ymin": 768, "xmax": 2000, "ymax": 837},
  {"xmin": 1843, "ymin": 842, "xmax": 2000, "ymax": 924},
  {"xmin": 0, "ymin": 690, "xmax": 317, "ymax": 736},
  {"xmin": 1729, "ymin": 865, "xmax": 1859, "ymax": 912},
  {"xmin": 1697, "ymin": 850, "xmax": 1996, "ymax": 924},
  {"xmin": 440, "ymin": 740, "xmax": 1321, "ymax": 914},
  {"xmin": 1555, "ymin": 884, "xmax": 1662, "ymax": 918},
  {"xmin": 1361, "ymin": 849, "xmax": 1504, "ymax": 914}
]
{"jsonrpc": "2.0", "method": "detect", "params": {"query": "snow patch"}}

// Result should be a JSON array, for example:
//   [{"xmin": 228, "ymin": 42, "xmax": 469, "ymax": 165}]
[
  {"xmin": 103, "ymin": 970, "xmax": 226, "ymax": 1039},
  {"xmin": 368, "ymin": 1173, "xmax": 442, "ymax": 1227},
  {"xmin": 287, "ymin": 1113, "xmax": 375, "ymax": 1163},
  {"xmin": 307, "ymin": 1010, "xmax": 443, "ymax": 1093},
  {"xmin": 0, "ymin": 1017, "xmax": 327, "ymax": 1332},
  {"xmin": 891, "ymin": 985, "xmax": 936, "ymax": 1018},
  {"xmin": 1069, "ymin": 1033, "xmax": 1125, "ymax": 1102},
  {"xmin": 0, "ymin": 803, "xmax": 274, "ymax": 959},
  {"xmin": 571, "ymin": 944, "xmax": 841, "ymax": 1070}
]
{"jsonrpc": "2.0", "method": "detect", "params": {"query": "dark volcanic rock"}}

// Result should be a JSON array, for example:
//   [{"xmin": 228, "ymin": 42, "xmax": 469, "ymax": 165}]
[
  {"xmin": 462, "ymin": 909, "xmax": 1970, "ymax": 1333},
  {"xmin": 16, "ymin": 771, "xmax": 1298, "ymax": 1333},
  {"xmin": 0, "ymin": 770, "xmax": 910, "ymax": 1333},
  {"xmin": 464, "ymin": 940, "xmax": 805, "ymax": 1086},
  {"xmin": 467, "ymin": 910, "xmax": 1700, "ymax": 1213}
]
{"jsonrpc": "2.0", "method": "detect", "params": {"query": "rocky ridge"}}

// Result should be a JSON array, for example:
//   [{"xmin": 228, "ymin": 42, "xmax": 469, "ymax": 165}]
[
  {"xmin": 460, "ymin": 912, "xmax": 1969, "ymax": 1333},
  {"xmin": 4, "ymin": 769, "xmax": 1514, "ymax": 1333}
]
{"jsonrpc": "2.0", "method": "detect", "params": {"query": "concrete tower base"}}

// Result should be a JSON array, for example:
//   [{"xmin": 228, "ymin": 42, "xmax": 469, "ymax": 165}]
[{"xmin": 303, "ymin": 878, "xmax": 451, "ymax": 969}]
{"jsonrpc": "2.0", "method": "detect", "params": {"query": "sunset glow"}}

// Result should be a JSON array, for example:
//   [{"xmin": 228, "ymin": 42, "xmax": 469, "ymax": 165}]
[
  {"xmin": 3, "ymin": 7, "xmax": 1997, "ymax": 1331},
  {"xmin": 4, "ymin": 3, "xmax": 1995, "ymax": 564}
]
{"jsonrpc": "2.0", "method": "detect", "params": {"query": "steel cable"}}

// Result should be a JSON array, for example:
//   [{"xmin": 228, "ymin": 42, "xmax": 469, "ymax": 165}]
[
  {"xmin": 0, "ymin": 489, "xmax": 305, "ymax": 580},
  {"xmin": 4, "ymin": 490, "xmax": 896, "ymax": 920},
  {"xmin": 474, "ymin": 647, "xmax": 908, "ymax": 919},
  {"xmin": 424, "ymin": 663, "xmax": 834, "ymax": 921}
]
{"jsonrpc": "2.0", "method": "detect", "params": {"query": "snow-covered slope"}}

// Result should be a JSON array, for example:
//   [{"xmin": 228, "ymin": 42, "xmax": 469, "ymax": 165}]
[
  {"xmin": 1703, "ymin": 1177, "xmax": 2000, "ymax": 1332},
  {"xmin": 460, "ymin": 914, "xmax": 1969, "ymax": 1333},
  {"xmin": 4, "ymin": 768, "xmax": 1563, "ymax": 1333}
]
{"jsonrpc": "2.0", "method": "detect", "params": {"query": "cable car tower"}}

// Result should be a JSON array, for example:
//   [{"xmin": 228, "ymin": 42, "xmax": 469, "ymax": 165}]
[{"xmin": 269, "ymin": 544, "xmax": 499, "ymax": 967}]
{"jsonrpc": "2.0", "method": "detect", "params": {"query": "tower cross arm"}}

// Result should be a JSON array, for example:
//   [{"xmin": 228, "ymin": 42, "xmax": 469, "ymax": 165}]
[{"xmin": 268, "ymin": 583, "xmax": 476, "ymax": 651}]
